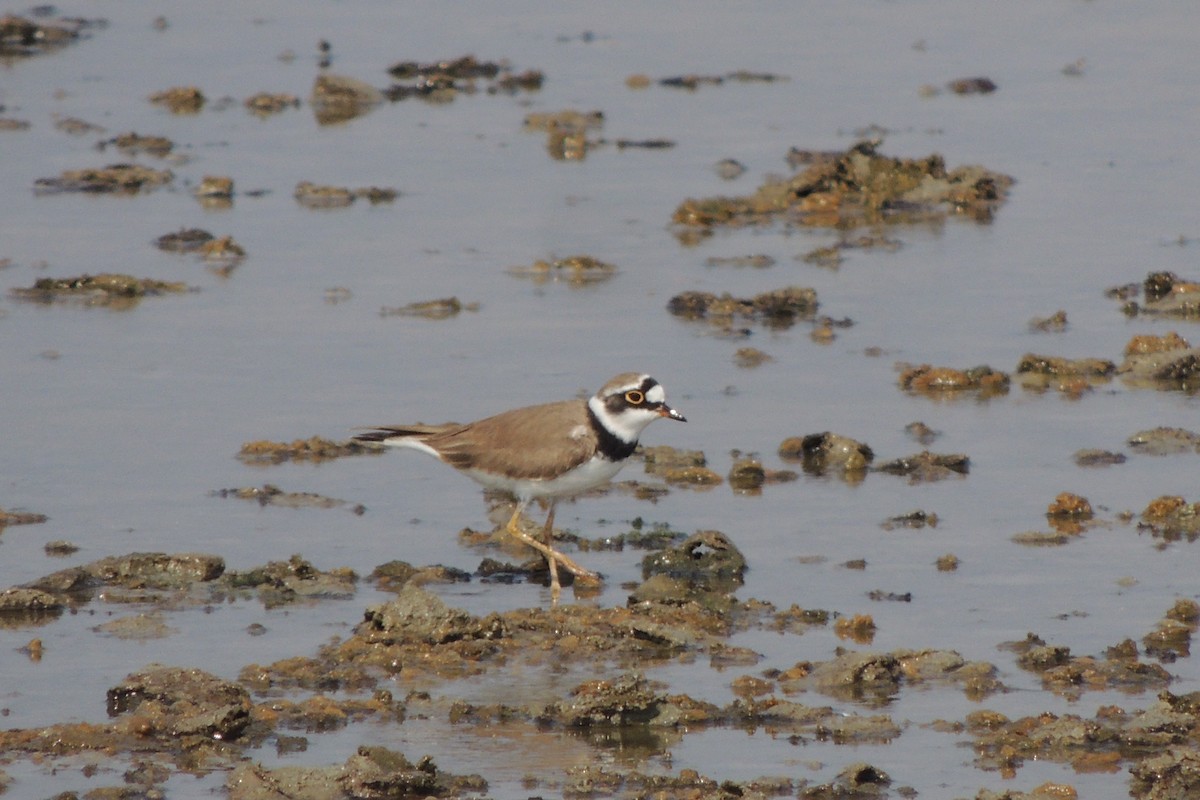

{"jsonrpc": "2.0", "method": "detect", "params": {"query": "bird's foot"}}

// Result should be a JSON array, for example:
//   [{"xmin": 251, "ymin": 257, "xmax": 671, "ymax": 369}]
[{"xmin": 504, "ymin": 518, "xmax": 601, "ymax": 589}]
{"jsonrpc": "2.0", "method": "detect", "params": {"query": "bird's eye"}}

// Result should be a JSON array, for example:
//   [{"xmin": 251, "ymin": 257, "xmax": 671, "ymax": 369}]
[{"xmin": 625, "ymin": 390, "xmax": 644, "ymax": 404}]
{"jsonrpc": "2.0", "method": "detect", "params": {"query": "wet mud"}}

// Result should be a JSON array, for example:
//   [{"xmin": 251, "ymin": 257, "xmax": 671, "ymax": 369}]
[
  {"xmin": 9, "ymin": 273, "xmax": 192, "ymax": 308},
  {"xmin": 3, "ymin": 6, "xmax": 1200, "ymax": 800},
  {"xmin": 3, "ymin": 467, "xmax": 1197, "ymax": 798},
  {"xmin": 507, "ymin": 255, "xmax": 618, "ymax": 287},
  {"xmin": 34, "ymin": 162, "xmax": 174, "ymax": 194},
  {"xmin": 379, "ymin": 297, "xmax": 480, "ymax": 319},
  {"xmin": 671, "ymin": 140, "xmax": 1013, "ymax": 242}
]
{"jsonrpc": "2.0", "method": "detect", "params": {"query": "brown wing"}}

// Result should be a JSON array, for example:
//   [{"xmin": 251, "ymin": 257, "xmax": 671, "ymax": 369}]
[{"xmin": 425, "ymin": 399, "xmax": 596, "ymax": 480}]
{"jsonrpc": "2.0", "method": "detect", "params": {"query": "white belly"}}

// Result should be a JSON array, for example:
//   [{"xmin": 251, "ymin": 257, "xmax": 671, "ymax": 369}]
[{"xmin": 463, "ymin": 455, "xmax": 626, "ymax": 502}]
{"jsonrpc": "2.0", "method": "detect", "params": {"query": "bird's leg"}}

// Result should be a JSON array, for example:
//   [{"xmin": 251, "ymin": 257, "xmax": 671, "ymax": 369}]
[
  {"xmin": 503, "ymin": 501, "xmax": 600, "ymax": 585},
  {"xmin": 543, "ymin": 503, "xmax": 561, "ymax": 598}
]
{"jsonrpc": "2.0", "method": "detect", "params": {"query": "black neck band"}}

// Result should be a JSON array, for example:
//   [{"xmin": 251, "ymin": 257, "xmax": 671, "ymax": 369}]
[{"xmin": 588, "ymin": 406, "xmax": 637, "ymax": 461}]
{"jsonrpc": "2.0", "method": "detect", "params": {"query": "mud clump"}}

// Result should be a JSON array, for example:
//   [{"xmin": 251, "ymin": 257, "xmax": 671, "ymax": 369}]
[
  {"xmin": 1117, "ymin": 331, "xmax": 1200, "ymax": 391},
  {"xmin": 1042, "ymin": 492, "xmax": 1095, "ymax": 537},
  {"xmin": 946, "ymin": 76, "xmax": 998, "ymax": 95},
  {"xmin": 0, "ymin": 506, "xmax": 48, "ymax": 527},
  {"xmin": 308, "ymin": 73, "xmax": 382, "ymax": 124},
  {"xmin": 294, "ymin": 180, "xmax": 398, "ymax": 208},
  {"xmin": 108, "ymin": 665, "xmax": 252, "ymax": 740},
  {"xmin": 641, "ymin": 530, "xmax": 746, "ymax": 586},
  {"xmin": 212, "ymin": 484, "xmax": 366, "ymax": 514},
  {"xmin": 244, "ymin": 91, "xmax": 300, "ymax": 116},
  {"xmin": 705, "ymin": 253, "xmax": 774, "ymax": 268},
  {"xmin": 640, "ymin": 445, "xmax": 723, "ymax": 487},
  {"xmin": 1128, "ymin": 426, "xmax": 1200, "ymax": 456},
  {"xmin": 798, "ymin": 232, "xmax": 903, "ymax": 268},
  {"xmin": 875, "ymin": 451, "xmax": 970, "ymax": 483},
  {"xmin": 1005, "ymin": 633, "xmax": 1172, "ymax": 699},
  {"xmin": 0, "ymin": 13, "xmax": 96, "ymax": 57},
  {"xmin": 935, "ymin": 553, "xmax": 959, "ymax": 571},
  {"xmin": 905, "ymin": 420, "xmax": 939, "ymax": 444},
  {"xmin": 1117, "ymin": 271, "xmax": 1200, "ymax": 319},
  {"xmin": 229, "ymin": 746, "xmax": 487, "ymax": 799},
  {"xmin": 734, "ymin": 346, "xmax": 773, "ymax": 367},
  {"xmin": 523, "ymin": 109, "xmax": 603, "ymax": 160},
  {"xmin": 727, "ymin": 457, "xmax": 766, "ymax": 491},
  {"xmin": 780, "ymin": 431, "xmax": 874, "ymax": 475},
  {"xmin": 971, "ymin": 689, "xmax": 1200, "ymax": 780},
  {"xmin": 361, "ymin": 583, "xmax": 505, "ymax": 646},
  {"xmin": 726, "ymin": 456, "xmax": 796, "ymax": 493},
  {"xmin": 260, "ymin": 583, "xmax": 749, "ymax": 693},
  {"xmin": 28, "ymin": 552, "xmax": 225, "ymax": 594},
  {"xmin": 379, "ymin": 296, "xmax": 479, "ymax": 319},
  {"xmin": 1016, "ymin": 353, "xmax": 1115, "ymax": 395},
  {"xmin": 1124, "ymin": 331, "xmax": 1192, "ymax": 356},
  {"xmin": 667, "ymin": 286, "xmax": 818, "ymax": 331},
  {"xmin": 1142, "ymin": 599, "xmax": 1199, "ymax": 661},
  {"xmin": 657, "ymin": 71, "xmax": 787, "ymax": 90},
  {"xmin": 385, "ymin": 54, "xmax": 543, "ymax": 103},
  {"xmin": 9, "ymin": 552, "xmax": 226, "ymax": 615},
  {"xmin": 881, "ymin": 510, "xmax": 939, "ymax": 531},
  {"xmin": 44, "ymin": 540, "xmax": 79, "ymax": 556},
  {"xmin": 5, "ymin": 552, "xmax": 356, "ymax": 616},
  {"xmin": 237, "ymin": 436, "xmax": 382, "ymax": 465},
  {"xmin": 778, "ymin": 648, "xmax": 1001, "ymax": 705},
  {"xmin": 1130, "ymin": 748, "xmax": 1200, "ymax": 800},
  {"xmin": 834, "ymin": 614, "xmax": 877, "ymax": 644},
  {"xmin": 11, "ymin": 273, "xmax": 190, "ymax": 308},
  {"xmin": 1074, "ymin": 448, "xmax": 1127, "ymax": 467},
  {"xmin": 0, "ymin": 587, "xmax": 64, "ymax": 620},
  {"xmin": 156, "ymin": 227, "xmax": 218, "ymax": 253},
  {"xmin": 95, "ymin": 612, "xmax": 177, "ymax": 640},
  {"xmin": 0, "ymin": 666, "xmax": 252, "ymax": 774},
  {"xmin": 101, "ymin": 131, "xmax": 174, "ymax": 157},
  {"xmin": 370, "ymin": 560, "xmax": 472, "ymax": 591},
  {"xmin": 1029, "ymin": 309, "xmax": 1069, "ymax": 332},
  {"xmin": 1046, "ymin": 492, "xmax": 1093, "ymax": 520},
  {"xmin": 553, "ymin": 764, "xmax": 795, "ymax": 799},
  {"xmin": 523, "ymin": 109, "xmax": 604, "ymax": 134},
  {"xmin": 634, "ymin": 530, "xmax": 746, "ymax": 616},
  {"xmin": 672, "ymin": 140, "xmax": 1013, "ymax": 236},
  {"xmin": 1140, "ymin": 495, "xmax": 1200, "ymax": 542},
  {"xmin": 224, "ymin": 556, "xmax": 358, "ymax": 608},
  {"xmin": 507, "ymin": 254, "xmax": 617, "ymax": 285},
  {"xmin": 155, "ymin": 226, "xmax": 245, "ymax": 267},
  {"xmin": 898, "ymin": 363, "xmax": 1010, "ymax": 398},
  {"xmin": 34, "ymin": 163, "xmax": 173, "ymax": 194},
  {"xmin": 548, "ymin": 672, "xmax": 701, "ymax": 728},
  {"xmin": 149, "ymin": 85, "xmax": 205, "ymax": 113}
]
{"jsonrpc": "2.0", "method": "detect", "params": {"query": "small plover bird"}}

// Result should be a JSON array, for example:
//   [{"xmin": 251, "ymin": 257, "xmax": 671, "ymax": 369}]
[{"xmin": 354, "ymin": 373, "xmax": 686, "ymax": 596}]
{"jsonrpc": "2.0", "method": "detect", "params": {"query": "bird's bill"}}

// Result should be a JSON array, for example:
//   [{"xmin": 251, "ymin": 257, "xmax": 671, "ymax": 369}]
[{"xmin": 659, "ymin": 405, "xmax": 687, "ymax": 422}]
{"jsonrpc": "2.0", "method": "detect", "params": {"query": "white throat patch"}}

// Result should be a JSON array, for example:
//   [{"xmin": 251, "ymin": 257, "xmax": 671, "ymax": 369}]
[{"xmin": 588, "ymin": 392, "xmax": 660, "ymax": 444}]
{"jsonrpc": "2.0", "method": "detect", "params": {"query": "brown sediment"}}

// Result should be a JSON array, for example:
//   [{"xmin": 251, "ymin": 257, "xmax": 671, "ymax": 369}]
[
  {"xmin": 672, "ymin": 140, "xmax": 1013, "ymax": 238},
  {"xmin": 379, "ymin": 297, "xmax": 479, "ymax": 319},
  {"xmin": 34, "ymin": 163, "xmax": 174, "ymax": 194},
  {"xmin": 507, "ymin": 255, "xmax": 618, "ymax": 286},
  {"xmin": 237, "ymin": 436, "xmax": 383, "ymax": 465}
]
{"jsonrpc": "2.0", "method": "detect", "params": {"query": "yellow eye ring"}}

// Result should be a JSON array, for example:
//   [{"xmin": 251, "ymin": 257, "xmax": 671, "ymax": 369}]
[{"xmin": 625, "ymin": 390, "xmax": 644, "ymax": 404}]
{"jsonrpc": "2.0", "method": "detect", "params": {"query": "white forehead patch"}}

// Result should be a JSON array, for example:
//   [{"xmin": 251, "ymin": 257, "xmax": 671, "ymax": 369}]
[{"xmin": 645, "ymin": 383, "xmax": 666, "ymax": 404}]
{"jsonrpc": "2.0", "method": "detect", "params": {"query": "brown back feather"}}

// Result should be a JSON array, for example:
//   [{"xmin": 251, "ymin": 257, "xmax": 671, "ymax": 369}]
[{"xmin": 423, "ymin": 399, "xmax": 595, "ymax": 480}]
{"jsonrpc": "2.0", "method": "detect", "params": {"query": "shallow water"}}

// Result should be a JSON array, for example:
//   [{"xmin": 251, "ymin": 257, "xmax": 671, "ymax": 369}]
[{"xmin": 2, "ymin": 2, "xmax": 1200, "ymax": 797}]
